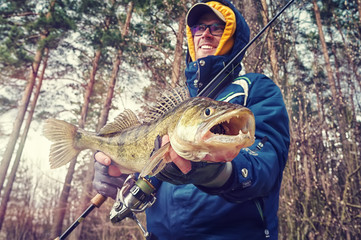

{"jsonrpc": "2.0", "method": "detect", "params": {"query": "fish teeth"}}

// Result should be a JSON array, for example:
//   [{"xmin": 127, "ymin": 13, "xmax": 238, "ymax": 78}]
[{"xmin": 241, "ymin": 126, "xmax": 248, "ymax": 134}]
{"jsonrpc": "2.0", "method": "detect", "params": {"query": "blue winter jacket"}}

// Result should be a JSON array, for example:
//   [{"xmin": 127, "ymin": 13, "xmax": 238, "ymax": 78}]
[{"xmin": 146, "ymin": 0, "xmax": 290, "ymax": 239}]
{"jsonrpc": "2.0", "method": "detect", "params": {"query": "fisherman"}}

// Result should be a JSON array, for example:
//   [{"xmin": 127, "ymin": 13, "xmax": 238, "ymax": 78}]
[{"xmin": 94, "ymin": 0, "xmax": 290, "ymax": 239}]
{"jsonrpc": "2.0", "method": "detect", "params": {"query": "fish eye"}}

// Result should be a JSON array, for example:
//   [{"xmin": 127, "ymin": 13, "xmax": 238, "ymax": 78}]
[{"xmin": 204, "ymin": 107, "xmax": 214, "ymax": 117}]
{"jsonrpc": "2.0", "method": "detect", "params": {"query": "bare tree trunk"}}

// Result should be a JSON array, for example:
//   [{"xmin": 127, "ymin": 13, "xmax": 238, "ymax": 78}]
[
  {"xmin": 69, "ymin": 3, "xmax": 134, "ymax": 240},
  {"xmin": 313, "ymin": 2, "xmax": 356, "ymax": 237},
  {"xmin": 236, "ymin": 0, "xmax": 264, "ymax": 73},
  {"xmin": 171, "ymin": 2, "xmax": 186, "ymax": 87},
  {"xmin": 97, "ymin": 1, "xmax": 133, "ymax": 130},
  {"xmin": 0, "ymin": 48, "xmax": 49, "ymax": 230},
  {"xmin": 332, "ymin": 13, "xmax": 361, "ymax": 170},
  {"xmin": 51, "ymin": 48, "xmax": 102, "ymax": 238},
  {"xmin": 312, "ymin": 0, "xmax": 348, "ymax": 150},
  {"xmin": 51, "ymin": 159, "xmax": 77, "ymax": 238},
  {"xmin": 312, "ymin": 1, "xmax": 334, "ymax": 93},
  {"xmin": 260, "ymin": 0, "xmax": 280, "ymax": 86},
  {"xmin": 298, "ymin": 91, "xmax": 311, "ymax": 221},
  {"xmin": 0, "ymin": 0, "xmax": 55, "ymax": 193}
]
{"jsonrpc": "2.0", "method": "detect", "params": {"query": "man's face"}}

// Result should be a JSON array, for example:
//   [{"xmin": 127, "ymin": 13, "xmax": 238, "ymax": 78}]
[{"xmin": 193, "ymin": 13, "xmax": 224, "ymax": 60}]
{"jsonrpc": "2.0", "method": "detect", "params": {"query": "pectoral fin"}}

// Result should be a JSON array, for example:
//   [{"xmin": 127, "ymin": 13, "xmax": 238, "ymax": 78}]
[{"xmin": 139, "ymin": 142, "xmax": 171, "ymax": 177}]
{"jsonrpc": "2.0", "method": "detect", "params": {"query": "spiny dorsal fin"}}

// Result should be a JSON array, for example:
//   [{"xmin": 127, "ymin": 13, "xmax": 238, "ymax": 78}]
[
  {"xmin": 98, "ymin": 109, "xmax": 140, "ymax": 135},
  {"xmin": 143, "ymin": 86, "xmax": 190, "ymax": 123}
]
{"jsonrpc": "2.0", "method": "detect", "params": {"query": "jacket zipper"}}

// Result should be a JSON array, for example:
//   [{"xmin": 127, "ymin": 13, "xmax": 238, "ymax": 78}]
[{"xmin": 255, "ymin": 199, "xmax": 270, "ymax": 238}]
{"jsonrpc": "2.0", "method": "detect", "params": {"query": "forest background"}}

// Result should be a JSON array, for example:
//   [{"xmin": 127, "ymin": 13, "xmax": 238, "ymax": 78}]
[{"xmin": 0, "ymin": 0, "xmax": 360, "ymax": 239}]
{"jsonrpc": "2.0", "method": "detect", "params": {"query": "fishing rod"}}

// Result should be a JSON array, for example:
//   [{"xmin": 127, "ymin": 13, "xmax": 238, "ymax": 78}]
[
  {"xmin": 54, "ymin": 175, "xmax": 157, "ymax": 240},
  {"xmin": 198, "ymin": 0, "xmax": 296, "ymax": 98},
  {"xmin": 54, "ymin": 0, "xmax": 295, "ymax": 239},
  {"xmin": 54, "ymin": 194, "xmax": 107, "ymax": 240}
]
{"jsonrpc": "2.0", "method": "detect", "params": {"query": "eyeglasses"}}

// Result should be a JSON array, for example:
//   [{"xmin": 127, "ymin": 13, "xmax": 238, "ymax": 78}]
[{"xmin": 191, "ymin": 23, "xmax": 225, "ymax": 36}]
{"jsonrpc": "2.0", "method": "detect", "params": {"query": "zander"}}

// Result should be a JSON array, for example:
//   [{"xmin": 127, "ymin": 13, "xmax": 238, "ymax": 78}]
[{"xmin": 43, "ymin": 88, "xmax": 255, "ymax": 177}]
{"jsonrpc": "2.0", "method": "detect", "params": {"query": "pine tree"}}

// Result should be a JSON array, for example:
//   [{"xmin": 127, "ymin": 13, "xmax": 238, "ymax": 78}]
[{"xmin": 0, "ymin": 0, "xmax": 75, "ymax": 201}]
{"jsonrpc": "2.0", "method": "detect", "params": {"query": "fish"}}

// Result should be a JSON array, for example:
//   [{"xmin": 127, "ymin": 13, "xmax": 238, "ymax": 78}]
[{"xmin": 43, "ymin": 87, "xmax": 255, "ymax": 177}]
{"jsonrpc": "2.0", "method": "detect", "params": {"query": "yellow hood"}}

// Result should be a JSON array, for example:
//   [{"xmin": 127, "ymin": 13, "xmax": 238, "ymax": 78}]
[{"xmin": 186, "ymin": 1, "xmax": 236, "ymax": 62}]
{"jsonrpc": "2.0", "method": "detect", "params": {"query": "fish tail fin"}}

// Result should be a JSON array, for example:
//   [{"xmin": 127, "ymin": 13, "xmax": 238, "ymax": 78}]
[{"xmin": 43, "ymin": 118, "xmax": 81, "ymax": 169}]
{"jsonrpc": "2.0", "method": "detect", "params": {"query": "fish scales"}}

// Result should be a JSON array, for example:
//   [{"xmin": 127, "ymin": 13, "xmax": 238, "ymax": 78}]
[
  {"xmin": 43, "ymin": 89, "xmax": 256, "ymax": 176},
  {"xmin": 75, "ymin": 124, "xmax": 164, "ymax": 173}
]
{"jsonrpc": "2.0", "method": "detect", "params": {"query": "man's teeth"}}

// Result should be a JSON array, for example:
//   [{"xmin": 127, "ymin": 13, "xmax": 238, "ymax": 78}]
[{"xmin": 201, "ymin": 45, "xmax": 213, "ymax": 49}]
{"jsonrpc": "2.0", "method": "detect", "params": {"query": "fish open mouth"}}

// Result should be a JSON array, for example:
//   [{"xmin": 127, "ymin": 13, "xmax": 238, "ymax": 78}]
[
  {"xmin": 203, "ymin": 110, "xmax": 255, "ymax": 143},
  {"xmin": 211, "ymin": 114, "xmax": 251, "ymax": 135},
  {"xmin": 210, "ymin": 117, "xmax": 247, "ymax": 135}
]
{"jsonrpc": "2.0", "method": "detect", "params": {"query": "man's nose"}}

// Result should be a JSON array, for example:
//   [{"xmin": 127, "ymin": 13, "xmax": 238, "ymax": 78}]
[{"xmin": 201, "ymin": 27, "xmax": 213, "ymax": 38}]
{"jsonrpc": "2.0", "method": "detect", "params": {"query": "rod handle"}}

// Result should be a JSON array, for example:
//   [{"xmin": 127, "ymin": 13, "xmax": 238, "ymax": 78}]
[{"xmin": 91, "ymin": 193, "xmax": 107, "ymax": 207}]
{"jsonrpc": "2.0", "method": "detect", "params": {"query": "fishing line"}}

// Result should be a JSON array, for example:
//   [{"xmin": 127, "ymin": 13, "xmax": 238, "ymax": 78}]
[
  {"xmin": 244, "ymin": 1, "xmax": 297, "ymax": 58},
  {"xmin": 236, "ymin": 5, "xmax": 297, "ymax": 73},
  {"xmin": 198, "ymin": 0, "xmax": 297, "ymax": 98}
]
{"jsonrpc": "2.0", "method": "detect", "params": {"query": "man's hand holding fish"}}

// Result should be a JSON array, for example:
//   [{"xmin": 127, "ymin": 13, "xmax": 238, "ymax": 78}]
[{"xmin": 93, "ymin": 133, "xmax": 235, "ymax": 198}]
